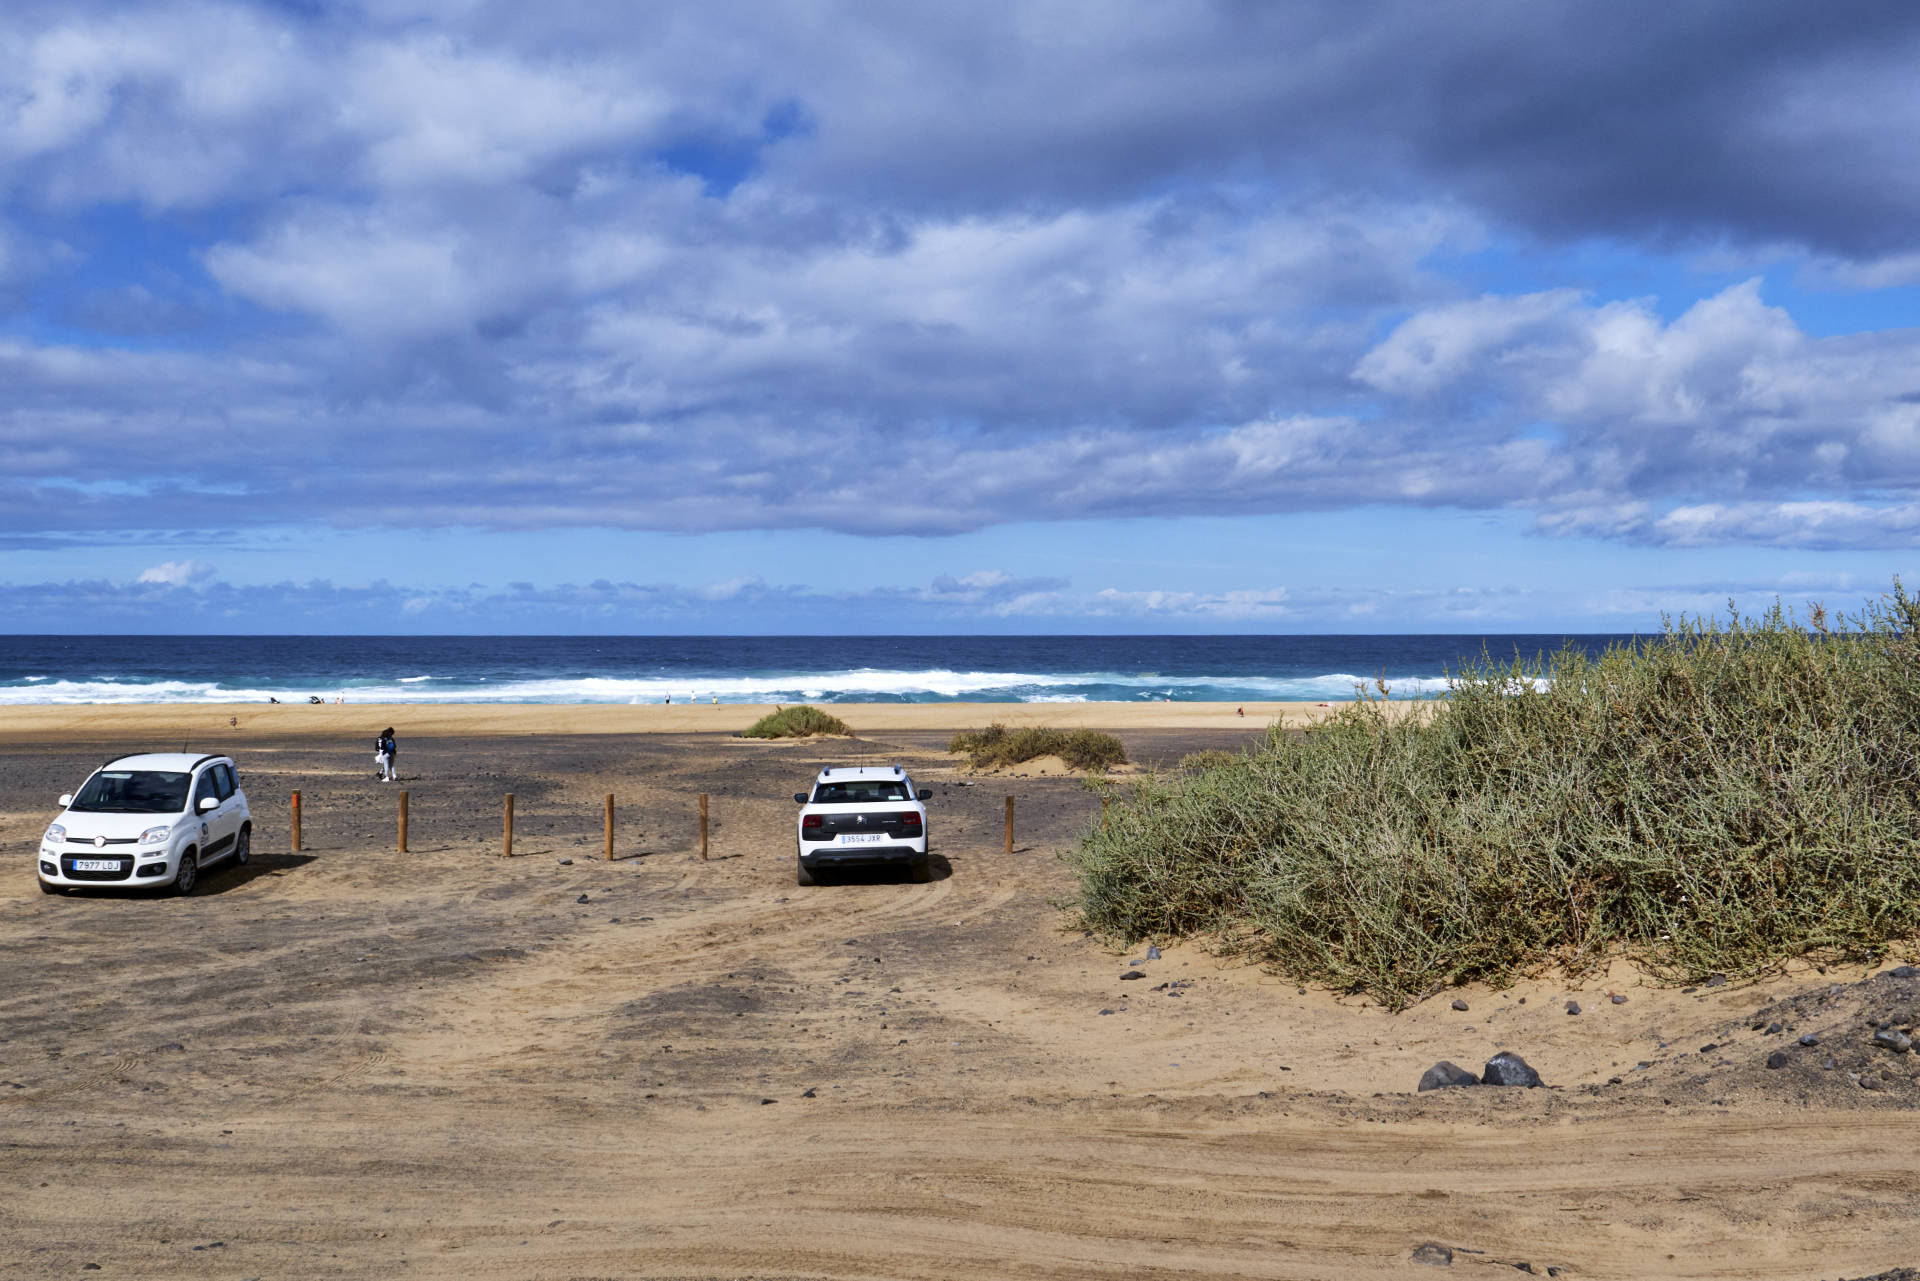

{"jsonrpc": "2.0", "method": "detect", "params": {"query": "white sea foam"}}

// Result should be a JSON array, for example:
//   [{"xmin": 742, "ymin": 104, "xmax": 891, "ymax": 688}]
[{"xmin": 0, "ymin": 667, "xmax": 1461, "ymax": 705}]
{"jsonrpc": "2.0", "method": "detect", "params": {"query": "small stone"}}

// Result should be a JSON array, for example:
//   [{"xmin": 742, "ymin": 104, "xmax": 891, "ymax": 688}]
[
  {"xmin": 1765, "ymin": 1021, "xmax": 1783, "ymax": 1035},
  {"xmin": 1565, "ymin": 1001, "xmax": 1581, "ymax": 1016},
  {"xmin": 1823, "ymin": 1056, "xmax": 1837, "ymax": 1070},
  {"xmin": 1861, "ymin": 1074, "xmax": 1885, "ymax": 1090},
  {"xmin": 1704, "ymin": 973, "xmax": 1728, "ymax": 988},
  {"xmin": 1098, "ymin": 1009, "xmax": 1114, "ymax": 1016},
  {"xmin": 1119, "ymin": 970, "xmax": 1146, "ymax": 980},
  {"xmin": 760, "ymin": 1098, "xmax": 776, "ymax": 1105},
  {"xmin": 159, "ymin": 1042, "xmax": 184, "ymax": 1053},
  {"xmin": 1481, "ymin": 1051, "xmax": 1544, "ymax": 1088},
  {"xmin": 1872, "ymin": 1028, "xmax": 1913, "ymax": 1054},
  {"xmin": 1799, "ymin": 1033, "xmax": 1820, "ymax": 1046},
  {"xmin": 801, "ymin": 1087, "xmax": 816, "ymax": 1098},
  {"xmin": 1883, "ymin": 965, "xmax": 1918, "ymax": 979},
  {"xmin": 1451, "ymin": 998, "xmax": 1470, "ymax": 1012},
  {"xmin": 1410, "ymin": 1242, "xmax": 1454, "ymax": 1266},
  {"xmin": 1146, "ymin": 944, "xmax": 1161, "ymax": 960},
  {"xmin": 575, "ymin": 894, "xmax": 590, "ymax": 903},
  {"xmin": 1610, "ymin": 994, "xmax": 1628, "ymax": 1004},
  {"xmin": 1418, "ymin": 1061, "xmax": 1480, "ymax": 1091},
  {"xmin": 1517, "ymin": 997, "xmax": 1526, "ymax": 1004},
  {"xmin": 1765, "ymin": 1051, "xmax": 1790, "ymax": 1070},
  {"xmin": 1699, "ymin": 1043, "xmax": 1718, "ymax": 1054},
  {"xmin": 557, "ymin": 858, "xmax": 572, "ymax": 866}
]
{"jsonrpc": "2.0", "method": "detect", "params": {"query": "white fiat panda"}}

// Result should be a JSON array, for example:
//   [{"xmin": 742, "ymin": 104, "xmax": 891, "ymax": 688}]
[
  {"xmin": 38, "ymin": 753, "xmax": 252, "ymax": 896},
  {"xmin": 793, "ymin": 764, "xmax": 932, "ymax": 886}
]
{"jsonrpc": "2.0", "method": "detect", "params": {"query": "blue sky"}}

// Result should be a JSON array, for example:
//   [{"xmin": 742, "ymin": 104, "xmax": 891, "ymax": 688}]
[{"xmin": 3, "ymin": 1, "xmax": 1920, "ymax": 634}]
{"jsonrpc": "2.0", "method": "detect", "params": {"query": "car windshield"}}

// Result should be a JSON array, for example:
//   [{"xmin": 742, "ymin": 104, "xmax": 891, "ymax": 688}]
[
  {"xmin": 68, "ymin": 770, "xmax": 191, "ymax": 814},
  {"xmin": 813, "ymin": 780, "xmax": 910, "ymax": 803}
]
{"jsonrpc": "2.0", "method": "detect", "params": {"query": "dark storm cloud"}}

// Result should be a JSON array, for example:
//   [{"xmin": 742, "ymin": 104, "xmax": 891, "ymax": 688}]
[{"xmin": 3, "ymin": 1, "xmax": 1920, "ymax": 553}]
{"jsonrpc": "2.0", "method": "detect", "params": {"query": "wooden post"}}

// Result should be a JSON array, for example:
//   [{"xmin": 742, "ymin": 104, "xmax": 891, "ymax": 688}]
[
  {"xmin": 290, "ymin": 790, "xmax": 302, "ymax": 852},
  {"xmin": 1005, "ymin": 795, "xmax": 1015, "ymax": 854},
  {"xmin": 1102, "ymin": 795, "xmax": 1110, "ymax": 828},
  {"xmin": 398, "ymin": 790, "xmax": 409, "ymax": 852},
  {"xmin": 503, "ymin": 793, "xmax": 515, "ymax": 858},
  {"xmin": 699, "ymin": 793, "xmax": 710, "ymax": 860},
  {"xmin": 604, "ymin": 793, "xmax": 615, "ymax": 861}
]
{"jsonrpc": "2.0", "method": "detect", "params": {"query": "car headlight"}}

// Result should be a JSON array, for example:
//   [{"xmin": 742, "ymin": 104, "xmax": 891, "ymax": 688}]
[
  {"xmin": 139, "ymin": 825, "xmax": 173, "ymax": 846},
  {"xmin": 44, "ymin": 823, "xmax": 65, "ymax": 845}
]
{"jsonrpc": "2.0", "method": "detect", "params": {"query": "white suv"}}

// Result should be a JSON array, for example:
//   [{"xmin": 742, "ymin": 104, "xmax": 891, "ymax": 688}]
[
  {"xmin": 793, "ymin": 764, "xmax": 932, "ymax": 885},
  {"xmin": 38, "ymin": 753, "xmax": 252, "ymax": 897}
]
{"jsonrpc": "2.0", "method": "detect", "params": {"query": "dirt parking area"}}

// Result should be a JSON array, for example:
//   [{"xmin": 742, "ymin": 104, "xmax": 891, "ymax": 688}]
[{"xmin": 1, "ymin": 727, "xmax": 1917, "ymax": 1279}]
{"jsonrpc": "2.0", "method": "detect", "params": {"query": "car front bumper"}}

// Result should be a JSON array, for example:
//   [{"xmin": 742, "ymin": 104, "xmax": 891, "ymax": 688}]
[{"xmin": 38, "ymin": 846, "xmax": 178, "ymax": 887}]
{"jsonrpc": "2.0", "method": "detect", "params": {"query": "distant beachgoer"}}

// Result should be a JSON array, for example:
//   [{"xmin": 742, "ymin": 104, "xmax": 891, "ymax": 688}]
[
  {"xmin": 1236, "ymin": 707, "xmax": 1244, "ymax": 717},
  {"xmin": 229, "ymin": 716, "xmax": 238, "ymax": 727},
  {"xmin": 268, "ymin": 696, "xmax": 280, "ymax": 704},
  {"xmin": 375, "ymin": 727, "xmax": 397, "ymax": 782},
  {"xmin": 308, "ymin": 695, "xmax": 323, "ymax": 704},
  {"xmin": 665, "ymin": 694, "xmax": 671, "ymax": 705},
  {"xmin": 711, "ymin": 695, "xmax": 717, "ymax": 705}
]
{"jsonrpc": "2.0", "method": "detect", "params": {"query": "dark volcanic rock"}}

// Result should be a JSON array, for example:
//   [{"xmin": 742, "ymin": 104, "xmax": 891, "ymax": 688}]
[
  {"xmin": 1417, "ymin": 1061, "xmax": 1480, "ymax": 1092},
  {"xmin": 1871, "ymin": 1028, "xmax": 1913, "ymax": 1054},
  {"xmin": 1766, "ymin": 1050, "xmax": 1790, "ymax": 1070},
  {"xmin": 1565, "ymin": 1001, "xmax": 1581, "ymax": 1016},
  {"xmin": 1119, "ymin": 970, "xmax": 1146, "ymax": 980},
  {"xmin": 1880, "ymin": 966, "xmax": 1919, "ymax": 980},
  {"xmin": 1410, "ymin": 1242, "xmax": 1454, "ymax": 1266},
  {"xmin": 1704, "ymin": 973, "xmax": 1729, "ymax": 988},
  {"xmin": 1481, "ymin": 1051, "xmax": 1544, "ymax": 1088},
  {"xmin": 1450, "ymin": 998, "xmax": 1469, "ymax": 1011},
  {"xmin": 1610, "ymin": 994, "xmax": 1628, "ymax": 1004}
]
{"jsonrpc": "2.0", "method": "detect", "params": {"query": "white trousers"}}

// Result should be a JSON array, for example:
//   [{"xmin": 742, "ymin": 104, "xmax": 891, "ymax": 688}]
[{"xmin": 376, "ymin": 751, "xmax": 393, "ymax": 780}]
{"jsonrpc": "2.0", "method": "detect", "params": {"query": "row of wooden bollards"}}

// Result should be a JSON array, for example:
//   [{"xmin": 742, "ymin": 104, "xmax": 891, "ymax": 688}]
[
  {"xmin": 288, "ymin": 790, "xmax": 714, "ymax": 860},
  {"xmin": 286, "ymin": 790, "xmax": 1050, "ymax": 858}
]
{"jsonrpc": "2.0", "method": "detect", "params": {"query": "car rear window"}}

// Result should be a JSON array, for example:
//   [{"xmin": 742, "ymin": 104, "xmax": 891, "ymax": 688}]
[
  {"xmin": 812, "ymin": 780, "xmax": 910, "ymax": 803},
  {"xmin": 69, "ymin": 770, "xmax": 192, "ymax": 814}
]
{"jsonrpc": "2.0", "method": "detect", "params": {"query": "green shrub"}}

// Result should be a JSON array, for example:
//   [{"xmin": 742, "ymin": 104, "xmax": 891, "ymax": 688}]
[
  {"xmin": 1178, "ymin": 749, "xmax": 1237, "ymax": 772},
  {"xmin": 949, "ymin": 723, "xmax": 1128, "ymax": 771},
  {"xmin": 1071, "ymin": 582, "xmax": 1920, "ymax": 1009},
  {"xmin": 738, "ymin": 705, "xmax": 852, "ymax": 739}
]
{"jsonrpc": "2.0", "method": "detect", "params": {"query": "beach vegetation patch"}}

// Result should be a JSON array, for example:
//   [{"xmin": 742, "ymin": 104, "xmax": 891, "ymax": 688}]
[
  {"xmin": 1071, "ymin": 581, "xmax": 1920, "ymax": 1010},
  {"xmin": 738, "ymin": 705, "xmax": 852, "ymax": 738},
  {"xmin": 949, "ymin": 723, "xmax": 1128, "ymax": 771}
]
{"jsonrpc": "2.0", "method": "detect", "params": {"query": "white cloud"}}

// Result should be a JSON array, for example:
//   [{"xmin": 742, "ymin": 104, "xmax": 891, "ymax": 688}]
[{"xmin": 136, "ymin": 558, "xmax": 214, "ymax": 585}]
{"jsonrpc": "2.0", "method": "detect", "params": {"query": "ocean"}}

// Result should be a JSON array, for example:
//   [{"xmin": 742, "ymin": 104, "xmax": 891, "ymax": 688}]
[{"xmin": 0, "ymin": 634, "xmax": 1642, "ymax": 705}]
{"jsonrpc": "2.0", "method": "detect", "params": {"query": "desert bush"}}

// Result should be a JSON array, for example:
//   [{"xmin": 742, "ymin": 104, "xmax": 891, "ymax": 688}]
[
  {"xmin": 949, "ymin": 723, "xmax": 1128, "ymax": 771},
  {"xmin": 1071, "ymin": 582, "xmax": 1920, "ymax": 1009},
  {"xmin": 1178, "ymin": 749, "xmax": 1237, "ymax": 772},
  {"xmin": 738, "ymin": 705, "xmax": 852, "ymax": 738}
]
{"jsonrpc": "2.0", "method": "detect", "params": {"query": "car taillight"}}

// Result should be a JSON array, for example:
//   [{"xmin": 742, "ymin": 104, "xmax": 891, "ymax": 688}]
[
  {"xmin": 802, "ymin": 815, "xmax": 823, "ymax": 829},
  {"xmin": 897, "ymin": 811, "xmax": 921, "ymax": 827}
]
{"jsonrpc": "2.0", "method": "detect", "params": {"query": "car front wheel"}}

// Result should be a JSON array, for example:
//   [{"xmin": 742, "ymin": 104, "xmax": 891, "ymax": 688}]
[
  {"xmin": 170, "ymin": 850, "xmax": 198, "ymax": 897},
  {"xmin": 38, "ymin": 878, "xmax": 61, "ymax": 895}
]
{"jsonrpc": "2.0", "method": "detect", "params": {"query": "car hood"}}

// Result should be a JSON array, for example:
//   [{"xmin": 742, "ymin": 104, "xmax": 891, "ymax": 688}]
[{"xmin": 55, "ymin": 811, "xmax": 186, "ymax": 840}]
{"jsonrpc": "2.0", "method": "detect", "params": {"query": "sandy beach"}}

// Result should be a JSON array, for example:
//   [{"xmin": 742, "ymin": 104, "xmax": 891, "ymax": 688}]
[{"xmin": 1, "ymin": 706, "xmax": 1916, "ymax": 1278}]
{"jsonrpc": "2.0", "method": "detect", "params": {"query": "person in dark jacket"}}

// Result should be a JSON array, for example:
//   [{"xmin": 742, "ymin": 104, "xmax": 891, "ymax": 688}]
[{"xmin": 375, "ymin": 728, "xmax": 398, "ymax": 782}]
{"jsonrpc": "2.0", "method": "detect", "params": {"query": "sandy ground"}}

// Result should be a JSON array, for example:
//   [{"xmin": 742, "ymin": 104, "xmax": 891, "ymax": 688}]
[{"xmin": 1, "ymin": 712, "xmax": 1916, "ymax": 1279}]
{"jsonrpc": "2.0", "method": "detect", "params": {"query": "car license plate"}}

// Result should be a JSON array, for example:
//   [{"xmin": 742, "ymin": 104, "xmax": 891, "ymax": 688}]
[
  {"xmin": 72, "ymin": 858, "xmax": 119, "ymax": 872},
  {"xmin": 839, "ymin": 833, "xmax": 886, "ymax": 845}
]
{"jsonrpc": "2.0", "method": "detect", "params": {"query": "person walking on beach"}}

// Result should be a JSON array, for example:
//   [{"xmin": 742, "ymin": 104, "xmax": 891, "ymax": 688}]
[{"xmin": 375, "ymin": 727, "xmax": 398, "ymax": 782}]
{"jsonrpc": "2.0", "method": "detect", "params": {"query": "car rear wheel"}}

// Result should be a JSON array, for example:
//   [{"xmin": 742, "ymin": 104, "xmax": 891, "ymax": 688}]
[
  {"xmin": 795, "ymin": 852, "xmax": 816, "ymax": 887},
  {"xmin": 232, "ymin": 824, "xmax": 251, "ymax": 866},
  {"xmin": 909, "ymin": 854, "xmax": 933, "ymax": 884},
  {"xmin": 170, "ymin": 850, "xmax": 198, "ymax": 897}
]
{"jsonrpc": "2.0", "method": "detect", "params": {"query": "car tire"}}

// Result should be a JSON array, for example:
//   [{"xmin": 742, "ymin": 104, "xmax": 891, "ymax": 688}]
[
  {"xmin": 38, "ymin": 878, "xmax": 61, "ymax": 895},
  {"xmin": 170, "ymin": 850, "xmax": 198, "ymax": 897},
  {"xmin": 908, "ymin": 854, "xmax": 933, "ymax": 884},
  {"xmin": 232, "ymin": 824, "xmax": 251, "ymax": 867},
  {"xmin": 795, "ymin": 852, "xmax": 816, "ymax": 887}
]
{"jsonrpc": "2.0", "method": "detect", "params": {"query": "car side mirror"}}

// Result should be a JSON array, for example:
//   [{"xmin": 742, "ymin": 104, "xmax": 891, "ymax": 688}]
[
  {"xmin": 917, "ymin": 789, "xmax": 932, "ymax": 801},
  {"xmin": 198, "ymin": 796, "xmax": 220, "ymax": 813},
  {"xmin": 794, "ymin": 793, "xmax": 808, "ymax": 804},
  {"xmin": 58, "ymin": 794, "xmax": 72, "ymax": 808}
]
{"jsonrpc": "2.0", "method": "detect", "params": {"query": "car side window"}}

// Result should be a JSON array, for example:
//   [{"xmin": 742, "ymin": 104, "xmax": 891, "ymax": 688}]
[
  {"xmin": 192, "ymin": 771, "xmax": 221, "ymax": 809},
  {"xmin": 213, "ymin": 764, "xmax": 235, "ymax": 800}
]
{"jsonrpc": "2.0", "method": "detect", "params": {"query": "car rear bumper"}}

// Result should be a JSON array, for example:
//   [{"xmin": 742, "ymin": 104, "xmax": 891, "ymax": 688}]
[{"xmin": 799, "ymin": 840, "xmax": 928, "ymax": 868}]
